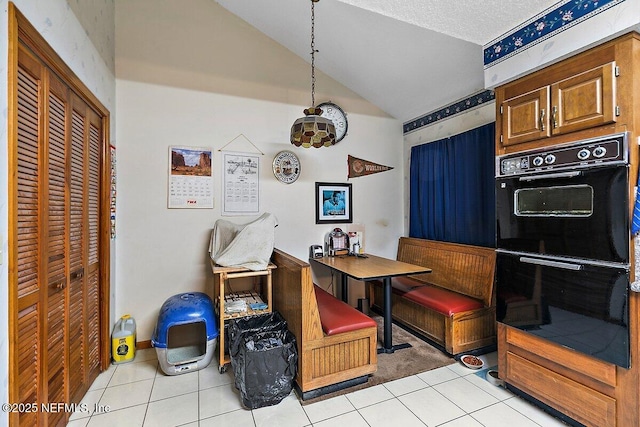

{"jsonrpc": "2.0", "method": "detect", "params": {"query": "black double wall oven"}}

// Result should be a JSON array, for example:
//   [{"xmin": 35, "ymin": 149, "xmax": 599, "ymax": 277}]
[{"xmin": 495, "ymin": 133, "xmax": 631, "ymax": 368}]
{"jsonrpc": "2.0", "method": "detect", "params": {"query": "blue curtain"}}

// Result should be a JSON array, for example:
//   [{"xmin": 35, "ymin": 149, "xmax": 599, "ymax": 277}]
[{"xmin": 409, "ymin": 122, "xmax": 495, "ymax": 247}]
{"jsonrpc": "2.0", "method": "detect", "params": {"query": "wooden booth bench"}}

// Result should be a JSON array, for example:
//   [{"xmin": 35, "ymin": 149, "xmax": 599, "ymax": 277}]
[
  {"xmin": 369, "ymin": 237, "xmax": 496, "ymax": 355},
  {"xmin": 270, "ymin": 249, "xmax": 378, "ymax": 399}
]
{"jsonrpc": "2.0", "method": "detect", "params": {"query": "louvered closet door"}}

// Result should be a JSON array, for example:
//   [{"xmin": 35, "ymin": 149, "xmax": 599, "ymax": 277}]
[
  {"xmin": 45, "ymin": 71, "xmax": 69, "ymax": 427},
  {"xmin": 68, "ymin": 93, "xmax": 103, "ymax": 401},
  {"xmin": 15, "ymin": 43, "xmax": 45, "ymax": 427},
  {"xmin": 12, "ymin": 42, "xmax": 104, "ymax": 426}
]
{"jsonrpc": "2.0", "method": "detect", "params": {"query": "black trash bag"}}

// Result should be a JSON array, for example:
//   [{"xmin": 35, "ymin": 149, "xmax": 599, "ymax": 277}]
[{"xmin": 228, "ymin": 312, "xmax": 298, "ymax": 409}]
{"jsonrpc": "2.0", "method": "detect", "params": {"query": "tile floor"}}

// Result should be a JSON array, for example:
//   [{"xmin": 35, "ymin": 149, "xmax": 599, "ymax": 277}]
[{"xmin": 67, "ymin": 348, "xmax": 570, "ymax": 427}]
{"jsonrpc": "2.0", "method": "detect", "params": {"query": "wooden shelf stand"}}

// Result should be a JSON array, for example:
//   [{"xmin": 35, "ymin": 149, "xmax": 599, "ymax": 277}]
[{"xmin": 209, "ymin": 259, "xmax": 276, "ymax": 373}]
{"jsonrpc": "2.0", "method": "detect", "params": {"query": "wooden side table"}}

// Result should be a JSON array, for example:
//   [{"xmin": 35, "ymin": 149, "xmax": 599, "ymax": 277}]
[{"xmin": 210, "ymin": 259, "xmax": 276, "ymax": 373}]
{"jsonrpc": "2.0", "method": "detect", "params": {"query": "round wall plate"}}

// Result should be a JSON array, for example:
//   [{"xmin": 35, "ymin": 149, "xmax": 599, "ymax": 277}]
[{"xmin": 272, "ymin": 150, "xmax": 301, "ymax": 184}]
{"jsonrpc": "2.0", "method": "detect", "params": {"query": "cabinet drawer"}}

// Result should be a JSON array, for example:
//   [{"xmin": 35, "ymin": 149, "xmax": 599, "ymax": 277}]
[{"xmin": 506, "ymin": 352, "xmax": 616, "ymax": 427}]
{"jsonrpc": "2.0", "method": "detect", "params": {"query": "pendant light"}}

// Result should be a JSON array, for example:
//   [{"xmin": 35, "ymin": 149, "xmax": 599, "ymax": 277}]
[{"xmin": 290, "ymin": 0, "xmax": 336, "ymax": 148}]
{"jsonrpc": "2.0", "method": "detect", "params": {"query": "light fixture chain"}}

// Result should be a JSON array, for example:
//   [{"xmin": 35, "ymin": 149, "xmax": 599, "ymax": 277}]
[{"xmin": 310, "ymin": 0, "xmax": 316, "ymax": 107}]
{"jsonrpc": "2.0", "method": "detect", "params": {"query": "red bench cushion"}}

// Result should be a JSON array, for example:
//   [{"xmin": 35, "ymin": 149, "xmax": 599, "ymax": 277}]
[
  {"xmin": 404, "ymin": 285, "xmax": 483, "ymax": 316},
  {"xmin": 314, "ymin": 285, "xmax": 377, "ymax": 336},
  {"xmin": 370, "ymin": 276, "xmax": 426, "ymax": 296}
]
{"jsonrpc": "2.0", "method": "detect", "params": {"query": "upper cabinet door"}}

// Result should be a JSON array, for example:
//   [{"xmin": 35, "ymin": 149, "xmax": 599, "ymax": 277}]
[
  {"xmin": 502, "ymin": 86, "xmax": 551, "ymax": 147},
  {"xmin": 551, "ymin": 62, "xmax": 617, "ymax": 136}
]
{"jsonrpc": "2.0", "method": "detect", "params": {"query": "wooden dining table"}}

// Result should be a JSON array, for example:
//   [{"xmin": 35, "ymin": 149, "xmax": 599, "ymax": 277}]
[{"xmin": 310, "ymin": 253, "xmax": 431, "ymax": 353}]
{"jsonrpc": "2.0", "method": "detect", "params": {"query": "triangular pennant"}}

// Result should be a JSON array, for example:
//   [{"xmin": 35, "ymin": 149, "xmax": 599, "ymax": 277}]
[{"xmin": 348, "ymin": 155, "xmax": 394, "ymax": 178}]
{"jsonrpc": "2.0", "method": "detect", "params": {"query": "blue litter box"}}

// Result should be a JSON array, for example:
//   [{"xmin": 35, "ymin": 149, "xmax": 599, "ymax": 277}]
[{"xmin": 152, "ymin": 292, "xmax": 218, "ymax": 375}]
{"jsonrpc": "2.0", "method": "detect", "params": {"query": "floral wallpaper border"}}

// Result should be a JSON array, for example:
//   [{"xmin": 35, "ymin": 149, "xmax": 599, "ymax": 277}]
[
  {"xmin": 403, "ymin": 90, "xmax": 495, "ymax": 134},
  {"xmin": 484, "ymin": 0, "xmax": 626, "ymax": 69}
]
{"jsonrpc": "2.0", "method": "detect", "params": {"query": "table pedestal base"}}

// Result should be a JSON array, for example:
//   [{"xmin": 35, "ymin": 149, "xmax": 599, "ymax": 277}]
[{"xmin": 377, "ymin": 342, "xmax": 412, "ymax": 354}]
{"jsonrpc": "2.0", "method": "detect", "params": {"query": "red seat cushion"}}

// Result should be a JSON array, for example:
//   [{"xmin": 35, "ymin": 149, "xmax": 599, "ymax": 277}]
[
  {"xmin": 371, "ymin": 276, "xmax": 426, "ymax": 295},
  {"xmin": 404, "ymin": 285, "xmax": 483, "ymax": 316},
  {"xmin": 314, "ymin": 285, "xmax": 377, "ymax": 336}
]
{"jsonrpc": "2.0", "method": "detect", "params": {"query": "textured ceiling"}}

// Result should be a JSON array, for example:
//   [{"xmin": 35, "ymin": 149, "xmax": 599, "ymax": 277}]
[{"xmin": 215, "ymin": 0, "xmax": 559, "ymax": 122}]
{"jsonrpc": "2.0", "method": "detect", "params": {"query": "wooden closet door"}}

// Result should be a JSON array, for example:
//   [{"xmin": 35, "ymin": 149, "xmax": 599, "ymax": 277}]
[
  {"xmin": 14, "ymin": 43, "xmax": 45, "ymax": 427},
  {"xmin": 68, "ymin": 93, "xmax": 103, "ymax": 401},
  {"xmin": 12, "ymin": 43, "xmax": 103, "ymax": 426},
  {"xmin": 45, "ymin": 70, "xmax": 70, "ymax": 427}
]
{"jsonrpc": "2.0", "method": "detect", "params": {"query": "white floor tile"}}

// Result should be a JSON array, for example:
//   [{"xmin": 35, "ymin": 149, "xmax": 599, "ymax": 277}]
[
  {"xmin": 345, "ymin": 384, "xmax": 394, "ymax": 409},
  {"xmin": 448, "ymin": 360, "xmax": 479, "ymax": 376},
  {"xmin": 69, "ymin": 389, "xmax": 104, "ymax": 420},
  {"xmin": 75, "ymin": 340, "xmax": 571, "ymax": 427},
  {"xmin": 417, "ymin": 364, "xmax": 461, "ymax": 385},
  {"xmin": 439, "ymin": 415, "xmax": 485, "ymax": 426},
  {"xmin": 399, "ymin": 386, "xmax": 466, "ymax": 426},
  {"xmin": 312, "ymin": 410, "xmax": 369, "ymax": 427},
  {"xmin": 504, "ymin": 396, "xmax": 569, "ymax": 427},
  {"xmin": 358, "ymin": 398, "xmax": 425, "ymax": 427},
  {"xmin": 199, "ymin": 408, "xmax": 256, "ymax": 427},
  {"xmin": 150, "ymin": 370, "xmax": 199, "ymax": 401},
  {"xmin": 134, "ymin": 348, "xmax": 158, "ymax": 363},
  {"xmin": 199, "ymin": 383, "xmax": 245, "ymax": 419},
  {"xmin": 66, "ymin": 418, "xmax": 89, "ymax": 427},
  {"xmin": 89, "ymin": 365, "xmax": 116, "ymax": 391},
  {"xmin": 382, "ymin": 374, "xmax": 429, "ymax": 397},
  {"xmin": 302, "ymin": 394, "xmax": 355, "ymax": 424},
  {"xmin": 252, "ymin": 393, "xmax": 310, "ymax": 427},
  {"xmin": 198, "ymin": 362, "xmax": 235, "ymax": 390},
  {"xmin": 433, "ymin": 377, "xmax": 499, "ymax": 413},
  {"xmin": 109, "ymin": 359, "xmax": 158, "ymax": 386},
  {"xmin": 143, "ymin": 392, "xmax": 199, "ymax": 427},
  {"xmin": 86, "ymin": 404, "xmax": 147, "ymax": 427},
  {"xmin": 98, "ymin": 379, "xmax": 154, "ymax": 411},
  {"xmin": 470, "ymin": 401, "xmax": 541, "ymax": 427},
  {"xmin": 463, "ymin": 371, "xmax": 514, "ymax": 401}
]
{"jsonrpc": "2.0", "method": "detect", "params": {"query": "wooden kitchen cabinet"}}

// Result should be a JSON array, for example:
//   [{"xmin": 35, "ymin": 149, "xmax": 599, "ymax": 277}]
[
  {"xmin": 500, "ymin": 62, "xmax": 617, "ymax": 148},
  {"xmin": 495, "ymin": 32, "xmax": 640, "ymax": 427}
]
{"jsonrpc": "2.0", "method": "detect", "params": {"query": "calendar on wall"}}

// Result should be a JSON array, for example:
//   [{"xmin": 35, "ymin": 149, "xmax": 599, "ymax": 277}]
[
  {"xmin": 168, "ymin": 146, "xmax": 214, "ymax": 209},
  {"xmin": 222, "ymin": 151, "xmax": 260, "ymax": 215}
]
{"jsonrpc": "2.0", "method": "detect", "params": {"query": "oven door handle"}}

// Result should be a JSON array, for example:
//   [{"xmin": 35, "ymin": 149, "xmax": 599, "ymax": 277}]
[
  {"xmin": 518, "ymin": 171, "xmax": 582, "ymax": 182},
  {"xmin": 519, "ymin": 256, "xmax": 583, "ymax": 270}
]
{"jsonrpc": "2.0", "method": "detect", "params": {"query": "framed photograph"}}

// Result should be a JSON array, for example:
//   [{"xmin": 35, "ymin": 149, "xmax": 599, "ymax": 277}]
[{"xmin": 316, "ymin": 182, "xmax": 353, "ymax": 224}]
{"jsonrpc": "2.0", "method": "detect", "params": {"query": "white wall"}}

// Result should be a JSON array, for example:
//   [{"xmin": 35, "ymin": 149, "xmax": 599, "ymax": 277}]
[
  {"xmin": 115, "ymin": 0, "xmax": 403, "ymax": 340},
  {"xmin": 0, "ymin": 0, "xmax": 115, "ymax": 421}
]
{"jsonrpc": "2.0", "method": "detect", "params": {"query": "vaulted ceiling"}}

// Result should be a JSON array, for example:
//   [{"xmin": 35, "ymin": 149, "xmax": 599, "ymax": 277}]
[{"xmin": 215, "ymin": 0, "xmax": 558, "ymax": 123}]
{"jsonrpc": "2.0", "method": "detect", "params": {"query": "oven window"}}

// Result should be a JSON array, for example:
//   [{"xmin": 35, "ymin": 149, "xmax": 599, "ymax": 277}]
[{"xmin": 515, "ymin": 185, "xmax": 593, "ymax": 217}]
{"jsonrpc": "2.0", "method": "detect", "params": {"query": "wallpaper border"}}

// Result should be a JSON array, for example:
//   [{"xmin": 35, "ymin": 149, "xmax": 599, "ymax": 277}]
[
  {"xmin": 403, "ymin": 90, "xmax": 495, "ymax": 134},
  {"xmin": 483, "ymin": 0, "xmax": 626, "ymax": 69}
]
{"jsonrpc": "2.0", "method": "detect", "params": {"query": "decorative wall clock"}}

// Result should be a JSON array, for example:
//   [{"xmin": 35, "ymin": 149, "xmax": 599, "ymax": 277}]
[
  {"xmin": 317, "ymin": 101, "xmax": 348, "ymax": 143},
  {"xmin": 272, "ymin": 150, "xmax": 301, "ymax": 184}
]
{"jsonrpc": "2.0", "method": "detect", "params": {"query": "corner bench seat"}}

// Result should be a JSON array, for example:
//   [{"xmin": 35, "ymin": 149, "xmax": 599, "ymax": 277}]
[
  {"xmin": 388, "ymin": 278, "xmax": 484, "ymax": 317},
  {"xmin": 271, "ymin": 249, "xmax": 377, "ymax": 398},
  {"xmin": 369, "ymin": 238, "xmax": 496, "ymax": 355},
  {"xmin": 314, "ymin": 285, "xmax": 378, "ymax": 335}
]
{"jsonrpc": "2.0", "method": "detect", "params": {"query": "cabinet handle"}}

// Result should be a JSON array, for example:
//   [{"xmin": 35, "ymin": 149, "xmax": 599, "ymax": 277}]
[
  {"xmin": 539, "ymin": 109, "xmax": 545, "ymax": 131},
  {"xmin": 71, "ymin": 268, "xmax": 84, "ymax": 280},
  {"xmin": 51, "ymin": 281, "xmax": 66, "ymax": 291},
  {"xmin": 552, "ymin": 106, "xmax": 558, "ymax": 128}
]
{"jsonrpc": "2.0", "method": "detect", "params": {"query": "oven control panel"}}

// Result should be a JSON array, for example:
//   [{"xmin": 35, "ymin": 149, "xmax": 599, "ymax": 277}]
[{"xmin": 497, "ymin": 133, "xmax": 627, "ymax": 176}]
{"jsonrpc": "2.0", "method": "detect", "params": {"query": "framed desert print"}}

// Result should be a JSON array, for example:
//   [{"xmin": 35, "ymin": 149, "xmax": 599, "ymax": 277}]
[{"xmin": 316, "ymin": 182, "xmax": 353, "ymax": 224}]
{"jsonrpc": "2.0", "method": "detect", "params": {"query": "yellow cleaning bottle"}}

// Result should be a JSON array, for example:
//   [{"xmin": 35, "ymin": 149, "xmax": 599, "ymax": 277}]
[{"xmin": 112, "ymin": 314, "xmax": 136, "ymax": 364}]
